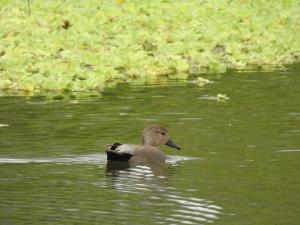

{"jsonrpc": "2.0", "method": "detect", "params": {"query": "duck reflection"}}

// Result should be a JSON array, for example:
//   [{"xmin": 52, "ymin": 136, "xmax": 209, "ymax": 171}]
[
  {"xmin": 105, "ymin": 161, "xmax": 223, "ymax": 224},
  {"xmin": 106, "ymin": 161, "xmax": 167, "ymax": 177}
]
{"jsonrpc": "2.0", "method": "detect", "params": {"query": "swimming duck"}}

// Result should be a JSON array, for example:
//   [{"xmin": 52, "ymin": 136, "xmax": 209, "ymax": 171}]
[{"xmin": 106, "ymin": 125, "xmax": 181, "ymax": 164}]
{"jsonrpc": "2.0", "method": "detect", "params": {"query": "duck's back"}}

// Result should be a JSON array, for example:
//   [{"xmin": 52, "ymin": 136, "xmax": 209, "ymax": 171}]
[
  {"xmin": 106, "ymin": 143, "xmax": 166, "ymax": 164},
  {"xmin": 106, "ymin": 143, "xmax": 135, "ymax": 161}
]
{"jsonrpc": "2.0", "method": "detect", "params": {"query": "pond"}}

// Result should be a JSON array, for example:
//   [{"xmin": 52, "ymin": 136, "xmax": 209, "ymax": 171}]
[{"xmin": 0, "ymin": 64, "xmax": 299, "ymax": 225}]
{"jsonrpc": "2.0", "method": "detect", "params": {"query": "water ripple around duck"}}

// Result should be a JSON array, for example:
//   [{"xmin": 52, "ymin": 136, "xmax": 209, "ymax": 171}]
[
  {"xmin": 0, "ymin": 154, "xmax": 200, "ymax": 164},
  {"xmin": 0, "ymin": 154, "xmax": 217, "ymax": 224}
]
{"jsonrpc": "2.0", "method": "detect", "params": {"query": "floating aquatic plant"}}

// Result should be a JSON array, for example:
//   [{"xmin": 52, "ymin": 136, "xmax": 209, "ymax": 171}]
[
  {"xmin": 0, "ymin": 0, "xmax": 299, "ymax": 95},
  {"xmin": 0, "ymin": 123, "xmax": 10, "ymax": 128},
  {"xmin": 195, "ymin": 77, "xmax": 211, "ymax": 87},
  {"xmin": 217, "ymin": 94, "xmax": 230, "ymax": 102}
]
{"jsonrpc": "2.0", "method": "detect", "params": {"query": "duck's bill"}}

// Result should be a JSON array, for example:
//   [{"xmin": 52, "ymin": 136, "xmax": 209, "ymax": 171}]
[{"xmin": 166, "ymin": 139, "xmax": 181, "ymax": 150}]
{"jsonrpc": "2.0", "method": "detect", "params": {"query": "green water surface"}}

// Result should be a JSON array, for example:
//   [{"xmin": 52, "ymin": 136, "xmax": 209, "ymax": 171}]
[{"xmin": 0, "ymin": 65, "xmax": 300, "ymax": 225}]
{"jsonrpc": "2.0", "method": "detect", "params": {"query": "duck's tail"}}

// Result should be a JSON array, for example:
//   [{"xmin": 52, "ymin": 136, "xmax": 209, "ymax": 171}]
[{"xmin": 106, "ymin": 143, "xmax": 133, "ymax": 162}]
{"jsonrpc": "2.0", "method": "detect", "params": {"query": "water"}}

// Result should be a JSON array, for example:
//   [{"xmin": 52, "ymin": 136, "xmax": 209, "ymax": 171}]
[{"xmin": 0, "ymin": 64, "xmax": 300, "ymax": 224}]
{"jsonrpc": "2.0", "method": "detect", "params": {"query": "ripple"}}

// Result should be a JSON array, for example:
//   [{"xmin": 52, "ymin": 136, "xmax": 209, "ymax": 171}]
[
  {"xmin": 277, "ymin": 149, "xmax": 300, "ymax": 152},
  {"xmin": 0, "ymin": 154, "xmax": 107, "ymax": 164},
  {"xmin": 0, "ymin": 154, "xmax": 199, "ymax": 164},
  {"xmin": 179, "ymin": 118, "xmax": 203, "ymax": 121}
]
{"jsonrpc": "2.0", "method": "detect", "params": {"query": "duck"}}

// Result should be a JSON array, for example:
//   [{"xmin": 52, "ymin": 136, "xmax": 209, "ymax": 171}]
[{"xmin": 106, "ymin": 125, "xmax": 181, "ymax": 165}]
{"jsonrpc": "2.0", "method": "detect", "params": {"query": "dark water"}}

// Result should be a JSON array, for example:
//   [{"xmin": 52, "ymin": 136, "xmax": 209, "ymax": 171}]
[{"xmin": 0, "ymin": 64, "xmax": 300, "ymax": 225}]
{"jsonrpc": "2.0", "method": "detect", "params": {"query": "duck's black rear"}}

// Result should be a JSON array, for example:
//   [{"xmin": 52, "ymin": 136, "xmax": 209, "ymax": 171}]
[
  {"xmin": 106, "ymin": 143, "xmax": 133, "ymax": 162},
  {"xmin": 106, "ymin": 151, "xmax": 132, "ymax": 161}
]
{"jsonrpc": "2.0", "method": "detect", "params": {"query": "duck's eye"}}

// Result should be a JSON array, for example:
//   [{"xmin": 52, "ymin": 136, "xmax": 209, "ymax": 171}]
[{"xmin": 161, "ymin": 132, "xmax": 166, "ymax": 136}]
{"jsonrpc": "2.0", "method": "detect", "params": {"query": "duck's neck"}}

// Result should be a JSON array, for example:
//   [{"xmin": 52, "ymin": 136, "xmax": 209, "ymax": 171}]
[
  {"xmin": 142, "ymin": 135, "xmax": 161, "ymax": 147},
  {"xmin": 142, "ymin": 139, "xmax": 158, "ymax": 148}
]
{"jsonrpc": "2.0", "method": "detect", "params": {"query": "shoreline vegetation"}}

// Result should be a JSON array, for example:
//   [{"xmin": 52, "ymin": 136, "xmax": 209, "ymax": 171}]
[{"xmin": 0, "ymin": 0, "xmax": 299, "ymax": 96}]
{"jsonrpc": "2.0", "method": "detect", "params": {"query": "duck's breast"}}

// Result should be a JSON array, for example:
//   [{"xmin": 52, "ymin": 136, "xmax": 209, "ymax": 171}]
[{"xmin": 132, "ymin": 146, "xmax": 166, "ymax": 164}]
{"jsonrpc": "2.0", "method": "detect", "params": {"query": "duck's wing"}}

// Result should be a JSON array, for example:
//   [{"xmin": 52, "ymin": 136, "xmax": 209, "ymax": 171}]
[{"xmin": 106, "ymin": 143, "xmax": 136, "ymax": 162}]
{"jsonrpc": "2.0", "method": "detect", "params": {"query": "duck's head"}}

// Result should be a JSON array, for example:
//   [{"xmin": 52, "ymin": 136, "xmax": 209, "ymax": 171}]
[{"xmin": 142, "ymin": 125, "xmax": 181, "ymax": 150}]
